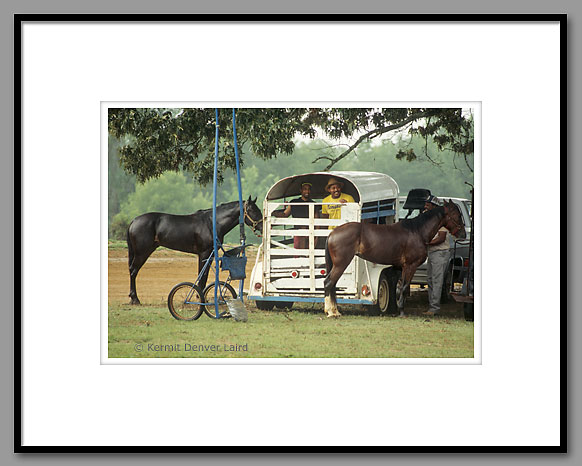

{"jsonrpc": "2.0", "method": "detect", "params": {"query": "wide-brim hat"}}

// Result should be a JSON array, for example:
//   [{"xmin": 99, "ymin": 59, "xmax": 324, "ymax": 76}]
[{"xmin": 325, "ymin": 177, "xmax": 344, "ymax": 192}]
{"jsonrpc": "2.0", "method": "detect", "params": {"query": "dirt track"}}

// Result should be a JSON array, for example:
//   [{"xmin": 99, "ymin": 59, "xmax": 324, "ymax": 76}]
[
  {"xmin": 108, "ymin": 247, "xmax": 466, "ymax": 317},
  {"xmin": 108, "ymin": 248, "xmax": 258, "ymax": 306}
]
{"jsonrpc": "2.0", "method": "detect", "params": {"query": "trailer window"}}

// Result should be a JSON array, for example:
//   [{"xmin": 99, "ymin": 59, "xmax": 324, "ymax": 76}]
[{"xmin": 361, "ymin": 199, "xmax": 397, "ymax": 224}]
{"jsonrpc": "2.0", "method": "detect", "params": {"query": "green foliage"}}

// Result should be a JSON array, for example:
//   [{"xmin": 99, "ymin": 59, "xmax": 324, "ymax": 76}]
[
  {"xmin": 108, "ymin": 139, "xmax": 473, "ymax": 241},
  {"xmin": 108, "ymin": 135, "xmax": 135, "ymax": 227},
  {"xmin": 332, "ymin": 137, "xmax": 474, "ymax": 199},
  {"xmin": 108, "ymin": 108, "xmax": 474, "ymax": 184},
  {"xmin": 108, "ymin": 108, "xmax": 307, "ymax": 184},
  {"xmin": 237, "ymin": 137, "xmax": 473, "ymax": 201},
  {"xmin": 110, "ymin": 213, "xmax": 131, "ymax": 241},
  {"xmin": 118, "ymin": 172, "xmax": 201, "ymax": 219},
  {"xmin": 108, "ymin": 115, "xmax": 474, "ymax": 243}
]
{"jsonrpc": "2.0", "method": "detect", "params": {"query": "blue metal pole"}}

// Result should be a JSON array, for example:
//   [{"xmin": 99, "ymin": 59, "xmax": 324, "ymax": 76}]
[
  {"xmin": 212, "ymin": 109, "xmax": 220, "ymax": 318},
  {"xmin": 232, "ymin": 108, "xmax": 245, "ymax": 301}
]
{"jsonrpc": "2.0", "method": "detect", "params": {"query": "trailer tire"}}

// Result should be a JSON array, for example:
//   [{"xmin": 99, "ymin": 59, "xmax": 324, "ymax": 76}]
[
  {"xmin": 370, "ymin": 270, "xmax": 398, "ymax": 316},
  {"xmin": 255, "ymin": 300, "xmax": 276, "ymax": 311}
]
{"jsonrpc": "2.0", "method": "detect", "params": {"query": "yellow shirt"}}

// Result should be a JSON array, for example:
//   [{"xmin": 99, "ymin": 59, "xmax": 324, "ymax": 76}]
[{"xmin": 322, "ymin": 193, "xmax": 355, "ymax": 228}]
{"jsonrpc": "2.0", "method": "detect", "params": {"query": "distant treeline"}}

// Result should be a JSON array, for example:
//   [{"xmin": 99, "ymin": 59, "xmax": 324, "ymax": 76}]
[{"xmin": 108, "ymin": 135, "xmax": 474, "ymax": 243}]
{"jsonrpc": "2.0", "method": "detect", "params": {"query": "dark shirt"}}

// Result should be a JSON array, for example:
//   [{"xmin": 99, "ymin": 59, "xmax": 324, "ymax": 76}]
[{"xmin": 290, "ymin": 197, "xmax": 319, "ymax": 218}]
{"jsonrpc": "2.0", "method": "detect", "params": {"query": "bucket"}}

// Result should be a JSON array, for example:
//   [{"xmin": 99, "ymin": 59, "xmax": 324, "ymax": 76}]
[
  {"xmin": 226, "ymin": 299, "xmax": 248, "ymax": 322},
  {"xmin": 221, "ymin": 256, "xmax": 247, "ymax": 280}
]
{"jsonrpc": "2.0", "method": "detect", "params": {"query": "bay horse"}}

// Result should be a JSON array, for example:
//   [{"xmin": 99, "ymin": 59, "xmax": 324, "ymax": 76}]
[
  {"xmin": 127, "ymin": 197, "xmax": 263, "ymax": 305},
  {"xmin": 324, "ymin": 200, "xmax": 466, "ymax": 317}
]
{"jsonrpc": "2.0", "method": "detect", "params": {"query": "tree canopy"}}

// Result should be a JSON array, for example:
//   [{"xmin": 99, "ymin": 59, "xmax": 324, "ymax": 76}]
[{"xmin": 108, "ymin": 108, "xmax": 474, "ymax": 184}]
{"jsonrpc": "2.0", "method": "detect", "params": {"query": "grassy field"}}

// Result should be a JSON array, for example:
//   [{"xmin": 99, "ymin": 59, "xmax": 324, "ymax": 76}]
[
  {"xmin": 108, "ymin": 241, "xmax": 473, "ymax": 359},
  {"xmin": 108, "ymin": 303, "xmax": 474, "ymax": 359}
]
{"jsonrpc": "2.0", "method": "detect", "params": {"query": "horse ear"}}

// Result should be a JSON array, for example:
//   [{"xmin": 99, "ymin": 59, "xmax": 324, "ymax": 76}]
[
  {"xmin": 247, "ymin": 195, "xmax": 251, "ymax": 202},
  {"xmin": 252, "ymin": 196, "xmax": 257, "ymax": 203}
]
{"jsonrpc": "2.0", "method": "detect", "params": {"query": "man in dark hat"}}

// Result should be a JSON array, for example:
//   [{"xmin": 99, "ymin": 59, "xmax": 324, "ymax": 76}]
[
  {"xmin": 273, "ymin": 182, "xmax": 318, "ymax": 249},
  {"xmin": 422, "ymin": 195, "xmax": 450, "ymax": 316},
  {"xmin": 321, "ymin": 177, "xmax": 355, "ymax": 229},
  {"xmin": 423, "ymin": 194, "xmax": 440, "ymax": 213}
]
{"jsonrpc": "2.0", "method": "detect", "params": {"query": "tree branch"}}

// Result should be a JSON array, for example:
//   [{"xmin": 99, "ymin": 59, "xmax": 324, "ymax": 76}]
[
  {"xmin": 318, "ymin": 110, "xmax": 440, "ymax": 171},
  {"xmin": 312, "ymin": 155, "xmax": 335, "ymax": 163}
]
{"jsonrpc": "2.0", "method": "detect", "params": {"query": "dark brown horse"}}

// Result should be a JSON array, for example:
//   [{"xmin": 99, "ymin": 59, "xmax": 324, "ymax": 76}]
[
  {"xmin": 127, "ymin": 197, "xmax": 263, "ymax": 305},
  {"xmin": 324, "ymin": 200, "xmax": 466, "ymax": 317}
]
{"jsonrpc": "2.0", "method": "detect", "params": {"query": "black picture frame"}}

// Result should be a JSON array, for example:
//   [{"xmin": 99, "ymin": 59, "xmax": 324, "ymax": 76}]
[{"xmin": 15, "ymin": 14, "xmax": 567, "ymax": 453}]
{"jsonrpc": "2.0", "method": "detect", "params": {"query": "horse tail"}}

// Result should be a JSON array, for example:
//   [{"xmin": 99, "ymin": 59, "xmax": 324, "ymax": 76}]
[
  {"xmin": 127, "ymin": 221, "xmax": 134, "ymax": 269},
  {"xmin": 324, "ymin": 236, "xmax": 332, "ymax": 277}
]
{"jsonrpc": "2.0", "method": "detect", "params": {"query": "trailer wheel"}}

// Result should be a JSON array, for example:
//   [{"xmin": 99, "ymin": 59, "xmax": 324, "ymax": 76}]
[
  {"xmin": 370, "ymin": 271, "xmax": 397, "ymax": 316},
  {"xmin": 255, "ymin": 301, "xmax": 276, "ymax": 311}
]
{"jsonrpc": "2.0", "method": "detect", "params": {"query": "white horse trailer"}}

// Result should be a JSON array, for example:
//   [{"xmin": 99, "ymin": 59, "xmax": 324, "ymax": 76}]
[{"xmin": 247, "ymin": 171, "xmax": 400, "ymax": 313}]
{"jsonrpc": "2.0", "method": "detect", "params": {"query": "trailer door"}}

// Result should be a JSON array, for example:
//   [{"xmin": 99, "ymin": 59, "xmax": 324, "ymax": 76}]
[{"xmin": 264, "ymin": 202, "xmax": 359, "ymax": 296}]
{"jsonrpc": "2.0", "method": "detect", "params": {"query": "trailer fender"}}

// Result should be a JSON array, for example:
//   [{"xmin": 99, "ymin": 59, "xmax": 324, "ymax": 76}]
[{"xmin": 365, "ymin": 263, "xmax": 393, "ymax": 302}]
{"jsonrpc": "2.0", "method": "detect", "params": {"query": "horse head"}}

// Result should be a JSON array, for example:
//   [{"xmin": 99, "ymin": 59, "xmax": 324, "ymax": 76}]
[
  {"xmin": 244, "ymin": 196, "xmax": 263, "ymax": 235},
  {"xmin": 442, "ymin": 200, "xmax": 466, "ymax": 239}
]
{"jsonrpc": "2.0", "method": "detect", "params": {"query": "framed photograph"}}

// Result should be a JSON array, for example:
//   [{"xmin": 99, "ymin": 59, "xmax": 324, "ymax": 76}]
[
  {"xmin": 103, "ymin": 102, "xmax": 479, "ymax": 363},
  {"xmin": 17, "ymin": 15, "xmax": 565, "ymax": 452}
]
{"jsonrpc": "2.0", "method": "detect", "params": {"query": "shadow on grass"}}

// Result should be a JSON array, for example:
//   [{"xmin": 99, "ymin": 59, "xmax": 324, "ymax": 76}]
[{"xmin": 261, "ymin": 289, "xmax": 467, "ymax": 320}]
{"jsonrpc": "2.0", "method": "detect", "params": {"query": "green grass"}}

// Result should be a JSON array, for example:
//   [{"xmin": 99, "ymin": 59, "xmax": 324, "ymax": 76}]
[
  {"xmin": 108, "ymin": 240, "xmax": 128, "ymax": 250},
  {"xmin": 108, "ymin": 303, "xmax": 474, "ymax": 359}
]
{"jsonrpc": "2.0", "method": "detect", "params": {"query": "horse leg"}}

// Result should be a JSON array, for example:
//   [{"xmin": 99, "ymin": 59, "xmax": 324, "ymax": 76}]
[
  {"xmin": 387, "ymin": 268, "xmax": 400, "ymax": 315},
  {"xmin": 323, "ymin": 250, "xmax": 353, "ymax": 318},
  {"xmin": 197, "ymin": 249, "xmax": 213, "ymax": 290},
  {"xmin": 397, "ymin": 265, "xmax": 417, "ymax": 316},
  {"xmin": 128, "ymin": 245, "xmax": 157, "ymax": 305},
  {"xmin": 324, "ymin": 241, "xmax": 338, "ymax": 318},
  {"xmin": 324, "ymin": 272, "xmax": 342, "ymax": 318}
]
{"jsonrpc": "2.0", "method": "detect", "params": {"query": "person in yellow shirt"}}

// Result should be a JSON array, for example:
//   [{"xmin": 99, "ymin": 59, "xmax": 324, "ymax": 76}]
[{"xmin": 321, "ymin": 177, "xmax": 355, "ymax": 229}]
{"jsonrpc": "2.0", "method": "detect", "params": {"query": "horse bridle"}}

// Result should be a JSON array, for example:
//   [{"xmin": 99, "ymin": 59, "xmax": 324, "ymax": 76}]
[
  {"xmin": 444, "ymin": 203, "xmax": 464, "ymax": 237},
  {"xmin": 244, "ymin": 202, "xmax": 263, "ymax": 237}
]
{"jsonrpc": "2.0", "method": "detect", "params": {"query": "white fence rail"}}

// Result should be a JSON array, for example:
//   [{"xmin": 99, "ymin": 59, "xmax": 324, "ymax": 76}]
[{"xmin": 264, "ymin": 202, "xmax": 359, "ymax": 295}]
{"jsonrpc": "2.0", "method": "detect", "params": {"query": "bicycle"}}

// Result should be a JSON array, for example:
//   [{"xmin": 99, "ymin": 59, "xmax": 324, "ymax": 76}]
[{"xmin": 167, "ymin": 245, "xmax": 247, "ymax": 321}]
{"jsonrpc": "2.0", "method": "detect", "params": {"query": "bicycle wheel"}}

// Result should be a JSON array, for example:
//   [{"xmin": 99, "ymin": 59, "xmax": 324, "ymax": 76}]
[
  {"xmin": 203, "ymin": 281, "xmax": 237, "ymax": 318},
  {"xmin": 167, "ymin": 282, "xmax": 204, "ymax": 321}
]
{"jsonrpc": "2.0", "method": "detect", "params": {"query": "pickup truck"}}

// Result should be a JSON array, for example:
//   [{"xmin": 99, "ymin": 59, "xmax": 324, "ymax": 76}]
[{"xmin": 398, "ymin": 189, "xmax": 473, "ymax": 303}]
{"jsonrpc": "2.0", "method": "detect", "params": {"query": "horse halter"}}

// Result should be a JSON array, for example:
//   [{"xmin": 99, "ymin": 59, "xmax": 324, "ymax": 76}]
[
  {"xmin": 244, "ymin": 202, "xmax": 263, "ymax": 237},
  {"xmin": 444, "ymin": 204, "xmax": 464, "ymax": 237}
]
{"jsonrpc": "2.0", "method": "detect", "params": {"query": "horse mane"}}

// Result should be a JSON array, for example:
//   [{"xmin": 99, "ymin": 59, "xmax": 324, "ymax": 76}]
[
  {"xmin": 195, "ymin": 200, "xmax": 242, "ymax": 215},
  {"xmin": 399, "ymin": 206, "xmax": 444, "ymax": 233}
]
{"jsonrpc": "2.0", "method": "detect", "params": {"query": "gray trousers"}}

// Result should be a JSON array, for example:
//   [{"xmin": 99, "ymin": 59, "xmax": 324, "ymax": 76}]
[{"xmin": 427, "ymin": 249, "xmax": 450, "ymax": 313}]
